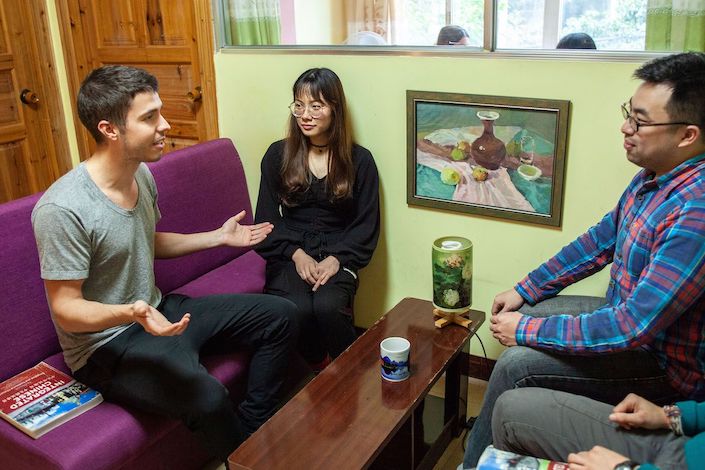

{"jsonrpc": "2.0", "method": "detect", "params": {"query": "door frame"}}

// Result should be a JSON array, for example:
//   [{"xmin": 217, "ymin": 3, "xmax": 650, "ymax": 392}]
[
  {"xmin": 18, "ymin": 0, "xmax": 72, "ymax": 176},
  {"xmin": 54, "ymin": 0, "xmax": 220, "ymax": 160}
]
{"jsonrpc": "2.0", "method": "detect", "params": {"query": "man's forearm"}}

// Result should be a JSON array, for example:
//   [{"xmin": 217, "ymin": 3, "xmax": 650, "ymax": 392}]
[
  {"xmin": 154, "ymin": 231, "xmax": 220, "ymax": 259},
  {"xmin": 49, "ymin": 296, "xmax": 136, "ymax": 333}
]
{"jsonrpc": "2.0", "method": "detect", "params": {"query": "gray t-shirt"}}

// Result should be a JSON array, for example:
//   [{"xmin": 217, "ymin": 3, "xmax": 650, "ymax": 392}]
[{"xmin": 32, "ymin": 163, "xmax": 162, "ymax": 372}]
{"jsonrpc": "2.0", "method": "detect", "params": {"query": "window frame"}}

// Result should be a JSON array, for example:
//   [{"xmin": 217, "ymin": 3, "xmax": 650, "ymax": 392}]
[{"xmin": 212, "ymin": 0, "xmax": 665, "ymax": 63}]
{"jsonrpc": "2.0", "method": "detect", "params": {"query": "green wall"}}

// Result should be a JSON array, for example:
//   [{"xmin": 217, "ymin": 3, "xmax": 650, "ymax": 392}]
[{"xmin": 215, "ymin": 52, "xmax": 644, "ymax": 359}]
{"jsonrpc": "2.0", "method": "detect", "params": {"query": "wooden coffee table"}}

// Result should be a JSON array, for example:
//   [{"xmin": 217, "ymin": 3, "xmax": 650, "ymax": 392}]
[{"xmin": 228, "ymin": 297, "xmax": 485, "ymax": 470}]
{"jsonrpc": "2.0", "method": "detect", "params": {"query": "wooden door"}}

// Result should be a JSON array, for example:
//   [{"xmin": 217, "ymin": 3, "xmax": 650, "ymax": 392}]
[
  {"xmin": 57, "ymin": 0, "xmax": 219, "ymax": 159},
  {"xmin": 0, "ymin": 0, "xmax": 71, "ymax": 203}
]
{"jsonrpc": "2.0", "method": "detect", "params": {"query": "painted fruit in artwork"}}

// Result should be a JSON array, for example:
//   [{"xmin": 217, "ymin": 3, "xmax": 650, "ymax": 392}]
[
  {"xmin": 450, "ymin": 147, "xmax": 465, "ymax": 161},
  {"xmin": 440, "ymin": 167, "xmax": 461, "ymax": 185},
  {"xmin": 472, "ymin": 166, "xmax": 488, "ymax": 182}
]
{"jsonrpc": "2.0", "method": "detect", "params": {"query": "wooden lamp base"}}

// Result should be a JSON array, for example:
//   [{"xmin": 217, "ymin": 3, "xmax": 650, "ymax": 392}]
[{"xmin": 433, "ymin": 308, "xmax": 473, "ymax": 329}]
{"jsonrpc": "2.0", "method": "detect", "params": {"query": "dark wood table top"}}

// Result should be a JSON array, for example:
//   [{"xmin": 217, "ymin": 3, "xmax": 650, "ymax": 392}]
[{"xmin": 229, "ymin": 297, "xmax": 485, "ymax": 470}]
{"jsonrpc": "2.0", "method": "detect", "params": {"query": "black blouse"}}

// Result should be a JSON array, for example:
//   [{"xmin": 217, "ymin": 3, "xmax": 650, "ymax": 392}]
[{"xmin": 254, "ymin": 140, "xmax": 380, "ymax": 271}]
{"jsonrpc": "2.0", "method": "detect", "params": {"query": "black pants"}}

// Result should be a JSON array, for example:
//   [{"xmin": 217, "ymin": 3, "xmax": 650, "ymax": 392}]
[
  {"xmin": 74, "ymin": 293, "xmax": 298, "ymax": 461},
  {"xmin": 265, "ymin": 261, "xmax": 357, "ymax": 363}
]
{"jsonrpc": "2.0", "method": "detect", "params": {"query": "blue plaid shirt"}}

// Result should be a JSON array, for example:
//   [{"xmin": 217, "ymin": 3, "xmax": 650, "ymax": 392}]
[{"xmin": 516, "ymin": 153, "xmax": 705, "ymax": 400}]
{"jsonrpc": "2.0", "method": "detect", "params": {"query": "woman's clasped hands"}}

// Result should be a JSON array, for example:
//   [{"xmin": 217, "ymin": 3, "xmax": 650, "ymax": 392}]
[{"xmin": 292, "ymin": 248, "xmax": 340, "ymax": 291}]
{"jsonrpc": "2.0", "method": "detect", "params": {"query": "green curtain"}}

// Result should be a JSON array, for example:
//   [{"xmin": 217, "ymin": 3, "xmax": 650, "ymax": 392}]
[
  {"xmin": 646, "ymin": 0, "xmax": 705, "ymax": 51},
  {"xmin": 222, "ymin": 0, "xmax": 281, "ymax": 46}
]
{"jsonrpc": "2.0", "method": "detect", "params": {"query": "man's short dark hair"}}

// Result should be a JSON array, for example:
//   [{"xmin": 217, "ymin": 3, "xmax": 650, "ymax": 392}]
[
  {"xmin": 634, "ymin": 52, "xmax": 705, "ymax": 141},
  {"xmin": 77, "ymin": 65, "xmax": 158, "ymax": 143}
]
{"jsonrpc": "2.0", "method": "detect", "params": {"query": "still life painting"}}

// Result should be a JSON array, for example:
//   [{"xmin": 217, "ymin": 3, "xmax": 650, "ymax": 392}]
[{"xmin": 406, "ymin": 91, "xmax": 570, "ymax": 227}]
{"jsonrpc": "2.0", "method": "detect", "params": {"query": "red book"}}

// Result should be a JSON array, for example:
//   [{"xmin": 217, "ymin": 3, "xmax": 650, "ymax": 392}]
[{"xmin": 0, "ymin": 362, "xmax": 102, "ymax": 438}]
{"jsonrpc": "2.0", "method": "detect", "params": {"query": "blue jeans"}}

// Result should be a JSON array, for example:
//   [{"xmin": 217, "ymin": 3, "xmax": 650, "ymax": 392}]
[{"xmin": 462, "ymin": 295, "xmax": 683, "ymax": 469}]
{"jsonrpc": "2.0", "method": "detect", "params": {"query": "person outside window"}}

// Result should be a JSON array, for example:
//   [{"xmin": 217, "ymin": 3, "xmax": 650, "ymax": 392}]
[
  {"xmin": 556, "ymin": 32, "xmax": 597, "ymax": 49},
  {"xmin": 436, "ymin": 25, "xmax": 471, "ymax": 45}
]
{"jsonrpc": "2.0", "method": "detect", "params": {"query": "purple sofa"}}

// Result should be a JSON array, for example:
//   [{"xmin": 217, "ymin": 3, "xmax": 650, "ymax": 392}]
[{"xmin": 0, "ymin": 138, "xmax": 271, "ymax": 469}]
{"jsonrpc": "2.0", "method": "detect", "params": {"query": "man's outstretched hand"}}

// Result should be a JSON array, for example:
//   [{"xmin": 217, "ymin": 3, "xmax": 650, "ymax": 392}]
[
  {"xmin": 132, "ymin": 300, "xmax": 190, "ymax": 336},
  {"xmin": 220, "ymin": 210, "xmax": 273, "ymax": 247}
]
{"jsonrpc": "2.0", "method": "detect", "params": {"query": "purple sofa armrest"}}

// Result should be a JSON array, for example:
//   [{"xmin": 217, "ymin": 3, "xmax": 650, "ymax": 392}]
[{"xmin": 0, "ymin": 192, "xmax": 61, "ymax": 381}]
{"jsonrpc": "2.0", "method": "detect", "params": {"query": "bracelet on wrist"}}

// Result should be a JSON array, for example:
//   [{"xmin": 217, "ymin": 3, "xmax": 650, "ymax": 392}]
[
  {"xmin": 663, "ymin": 404, "xmax": 683, "ymax": 436},
  {"xmin": 613, "ymin": 459, "xmax": 640, "ymax": 470}
]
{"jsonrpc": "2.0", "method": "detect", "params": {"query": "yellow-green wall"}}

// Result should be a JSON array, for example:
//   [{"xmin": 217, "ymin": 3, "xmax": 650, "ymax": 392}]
[{"xmin": 215, "ymin": 52, "xmax": 644, "ymax": 359}]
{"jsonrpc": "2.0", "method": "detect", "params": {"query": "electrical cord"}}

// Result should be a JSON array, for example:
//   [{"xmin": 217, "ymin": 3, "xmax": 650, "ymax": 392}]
[
  {"xmin": 461, "ymin": 333, "xmax": 490, "ymax": 451},
  {"xmin": 475, "ymin": 334, "xmax": 489, "ymax": 379}
]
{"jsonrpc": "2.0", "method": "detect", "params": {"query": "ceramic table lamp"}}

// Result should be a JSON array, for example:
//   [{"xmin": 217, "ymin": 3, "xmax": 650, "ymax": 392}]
[{"xmin": 432, "ymin": 236, "xmax": 473, "ymax": 329}]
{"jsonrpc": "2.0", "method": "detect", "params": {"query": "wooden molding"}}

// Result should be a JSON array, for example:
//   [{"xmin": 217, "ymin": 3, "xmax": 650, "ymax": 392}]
[
  {"xmin": 30, "ymin": 0, "xmax": 72, "ymax": 175},
  {"xmin": 194, "ymin": 0, "xmax": 219, "ymax": 140}
]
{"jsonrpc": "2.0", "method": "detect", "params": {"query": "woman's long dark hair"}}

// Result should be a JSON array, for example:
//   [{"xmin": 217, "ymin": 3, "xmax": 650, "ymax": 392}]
[{"xmin": 280, "ymin": 68, "xmax": 354, "ymax": 206}]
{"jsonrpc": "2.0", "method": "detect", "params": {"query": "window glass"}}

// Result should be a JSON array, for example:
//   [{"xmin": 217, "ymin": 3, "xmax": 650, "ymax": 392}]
[
  {"xmin": 559, "ymin": 0, "xmax": 646, "ymax": 50},
  {"xmin": 399, "ymin": 0, "xmax": 483, "ymax": 46},
  {"xmin": 450, "ymin": 0, "xmax": 484, "ymax": 46},
  {"xmin": 400, "ymin": 0, "xmax": 448, "ymax": 45},
  {"xmin": 496, "ymin": 0, "xmax": 547, "ymax": 49},
  {"xmin": 496, "ymin": 0, "xmax": 647, "ymax": 50}
]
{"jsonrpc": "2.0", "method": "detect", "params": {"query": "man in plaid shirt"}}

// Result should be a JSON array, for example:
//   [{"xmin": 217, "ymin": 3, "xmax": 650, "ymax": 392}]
[{"xmin": 463, "ymin": 52, "xmax": 705, "ymax": 469}]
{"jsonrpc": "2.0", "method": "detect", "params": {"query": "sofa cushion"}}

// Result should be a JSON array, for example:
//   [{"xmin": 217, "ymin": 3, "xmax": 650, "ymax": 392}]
[
  {"xmin": 151, "ymin": 138, "xmax": 257, "ymax": 294},
  {"xmin": 172, "ymin": 250, "xmax": 266, "ymax": 298}
]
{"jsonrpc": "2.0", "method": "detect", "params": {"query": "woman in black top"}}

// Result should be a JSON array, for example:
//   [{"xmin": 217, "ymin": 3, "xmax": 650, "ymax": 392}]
[{"xmin": 255, "ymin": 68, "xmax": 380, "ymax": 368}]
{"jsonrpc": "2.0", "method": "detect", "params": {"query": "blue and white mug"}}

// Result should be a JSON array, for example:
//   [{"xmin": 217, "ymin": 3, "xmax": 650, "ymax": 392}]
[{"xmin": 380, "ymin": 337, "xmax": 411, "ymax": 382}]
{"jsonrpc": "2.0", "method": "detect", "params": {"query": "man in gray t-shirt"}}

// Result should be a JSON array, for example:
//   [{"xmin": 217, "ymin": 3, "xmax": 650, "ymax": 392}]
[
  {"xmin": 31, "ymin": 65, "xmax": 297, "ymax": 462},
  {"xmin": 33, "ymin": 163, "xmax": 161, "ymax": 372}
]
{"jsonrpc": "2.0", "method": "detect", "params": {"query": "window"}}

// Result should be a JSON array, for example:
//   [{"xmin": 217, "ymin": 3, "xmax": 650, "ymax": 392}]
[
  {"xmin": 216, "ymin": 0, "xmax": 698, "ymax": 53},
  {"xmin": 496, "ymin": 0, "xmax": 646, "ymax": 50}
]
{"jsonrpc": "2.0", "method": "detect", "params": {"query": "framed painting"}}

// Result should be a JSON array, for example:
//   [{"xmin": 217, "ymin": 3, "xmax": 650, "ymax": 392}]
[{"xmin": 407, "ymin": 90, "xmax": 570, "ymax": 227}]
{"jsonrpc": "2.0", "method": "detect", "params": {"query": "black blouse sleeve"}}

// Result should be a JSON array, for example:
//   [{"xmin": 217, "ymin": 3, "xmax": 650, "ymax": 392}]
[
  {"xmin": 327, "ymin": 145, "xmax": 380, "ymax": 271},
  {"xmin": 254, "ymin": 141, "xmax": 303, "ymax": 260}
]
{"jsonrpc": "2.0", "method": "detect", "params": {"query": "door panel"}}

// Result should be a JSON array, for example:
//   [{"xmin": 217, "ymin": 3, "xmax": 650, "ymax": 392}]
[
  {"xmin": 0, "ymin": 142, "xmax": 31, "ymax": 202},
  {"xmin": 0, "ymin": 72, "xmax": 19, "ymax": 126},
  {"xmin": 0, "ymin": 0, "xmax": 70, "ymax": 203},
  {"xmin": 92, "ymin": 2, "xmax": 140, "ymax": 47},
  {"xmin": 146, "ymin": 0, "xmax": 191, "ymax": 46}
]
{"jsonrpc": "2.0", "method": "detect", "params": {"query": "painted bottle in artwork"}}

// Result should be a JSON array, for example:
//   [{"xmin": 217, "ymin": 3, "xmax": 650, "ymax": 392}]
[{"xmin": 470, "ymin": 110, "xmax": 506, "ymax": 170}]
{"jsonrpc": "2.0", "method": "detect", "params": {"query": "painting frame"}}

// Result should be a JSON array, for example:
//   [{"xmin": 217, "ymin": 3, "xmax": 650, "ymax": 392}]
[{"xmin": 407, "ymin": 90, "xmax": 570, "ymax": 227}]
